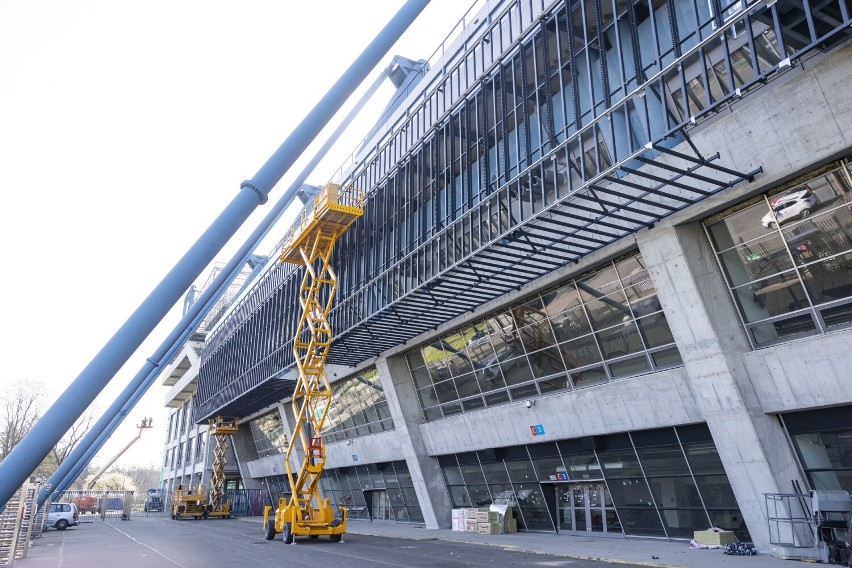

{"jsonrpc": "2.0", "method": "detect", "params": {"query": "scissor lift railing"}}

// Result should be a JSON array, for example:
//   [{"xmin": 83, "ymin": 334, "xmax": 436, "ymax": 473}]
[{"xmin": 264, "ymin": 183, "xmax": 363, "ymax": 544}]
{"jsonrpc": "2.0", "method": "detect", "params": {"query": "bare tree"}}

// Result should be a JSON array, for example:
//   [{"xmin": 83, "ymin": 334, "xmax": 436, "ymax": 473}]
[
  {"xmin": 0, "ymin": 379, "xmax": 46, "ymax": 460},
  {"xmin": 118, "ymin": 464, "xmax": 161, "ymax": 492},
  {"xmin": 0, "ymin": 379, "xmax": 98, "ymax": 481}
]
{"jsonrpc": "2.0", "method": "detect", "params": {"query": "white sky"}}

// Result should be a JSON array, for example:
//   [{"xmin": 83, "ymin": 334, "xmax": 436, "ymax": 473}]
[{"xmin": 0, "ymin": 0, "xmax": 476, "ymax": 477}]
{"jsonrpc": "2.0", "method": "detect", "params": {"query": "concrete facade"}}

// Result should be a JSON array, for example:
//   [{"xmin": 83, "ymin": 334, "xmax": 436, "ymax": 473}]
[{"xmin": 187, "ymin": 0, "xmax": 852, "ymax": 552}]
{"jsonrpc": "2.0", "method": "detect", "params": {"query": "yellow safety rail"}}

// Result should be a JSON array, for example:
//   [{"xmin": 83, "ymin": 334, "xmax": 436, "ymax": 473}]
[
  {"xmin": 207, "ymin": 416, "xmax": 238, "ymax": 518},
  {"xmin": 268, "ymin": 183, "xmax": 363, "ymax": 543}
]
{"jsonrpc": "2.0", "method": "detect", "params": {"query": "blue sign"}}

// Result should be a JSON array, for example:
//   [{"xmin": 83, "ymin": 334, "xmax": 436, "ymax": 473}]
[
  {"xmin": 530, "ymin": 424, "xmax": 545, "ymax": 436},
  {"xmin": 352, "ymin": 454, "xmax": 359, "ymax": 462},
  {"xmin": 556, "ymin": 472, "xmax": 569, "ymax": 481}
]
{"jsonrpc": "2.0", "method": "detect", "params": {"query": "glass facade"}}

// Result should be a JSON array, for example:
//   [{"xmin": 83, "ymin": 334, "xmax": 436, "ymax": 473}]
[
  {"xmin": 438, "ymin": 424, "xmax": 749, "ymax": 540},
  {"xmin": 194, "ymin": 0, "xmax": 852, "ymax": 423},
  {"xmin": 249, "ymin": 410, "xmax": 289, "ymax": 459},
  {"xmin": 783, "ymin": 405, "xmax": 852, "ymax": 495},
  {"xmin": 404, "ymin": 252, "xmax": 682, "ymax": 421},
  {"xmin": 319, "ymin": 461, "xmax": 424, "ymax": 524},
  {"xmin": 325, "ymin": 368, "xmax": 394, "ymax": 443},
  {"xmin": 707, "ymin": 164, "xmax": 852, "ymax": 347}
]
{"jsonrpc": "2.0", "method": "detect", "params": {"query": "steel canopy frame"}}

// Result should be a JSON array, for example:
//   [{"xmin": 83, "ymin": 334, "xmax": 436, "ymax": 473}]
[
  {"xmin": 0, "ymin": 0, "xmax": 433, "ymax": 511},
  {"xmin": 326, "ymin": 133, "xmax": 761, "ymax": 366}
]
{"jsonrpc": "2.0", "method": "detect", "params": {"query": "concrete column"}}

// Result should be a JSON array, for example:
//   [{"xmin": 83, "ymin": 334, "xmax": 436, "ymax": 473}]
[
  {"xmin": 231, "ymin": 427, "xmax": 262, "ymax": 490},
  {"xmin": 377, "ymin": 355, "xmax": 453, "ymax": 529},
  {"xmin": 637, "ymin": 223, "xmax": 807, "ymax": 548},
  {"xmin": 278, "ymin": 402, "xmax": 307, "ymax": 493}
]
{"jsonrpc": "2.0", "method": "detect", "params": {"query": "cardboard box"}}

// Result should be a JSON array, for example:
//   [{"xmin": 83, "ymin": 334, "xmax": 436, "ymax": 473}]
[
  {"xmin": 465, "ymin": 508, "xmax": 482, "ymax": 520},
  {"xmin": 451, "ymin": 509, "xmax": 466, "ymax": 521},
  {"xmin": 693, "ymin": 530, "xmax": 736, "ymax": 545},
  {"xmin": 477, "ymin": 521, "xmax": 502, "ymax": 535},
  {"xmin": 465, "ymin": 519, "xmax": 479, "ymax": 532},
  {"xmin": 451, "ymin": 518, "xmax": 461, "ymax": 531},
  {"xmin": 476, "ymin": 510, "xmax": 499, "ymax": 523}
]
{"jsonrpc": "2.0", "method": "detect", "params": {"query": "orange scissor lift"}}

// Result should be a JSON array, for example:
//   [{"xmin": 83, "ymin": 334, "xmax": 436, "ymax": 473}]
[{"xmin": 263, "ymin": 183, "xmax": 363, "ymax": 544}]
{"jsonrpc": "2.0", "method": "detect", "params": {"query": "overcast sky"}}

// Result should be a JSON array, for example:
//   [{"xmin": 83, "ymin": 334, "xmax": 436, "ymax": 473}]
[{"xmin": 0, "ymin": 0, "xmax": 476, "ymax": 477}]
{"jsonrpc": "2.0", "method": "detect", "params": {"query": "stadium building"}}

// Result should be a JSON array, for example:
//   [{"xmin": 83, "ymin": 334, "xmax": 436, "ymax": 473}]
[{"xmin": 176, "ymin": 0, "xmax": 852, "ymax": 547}]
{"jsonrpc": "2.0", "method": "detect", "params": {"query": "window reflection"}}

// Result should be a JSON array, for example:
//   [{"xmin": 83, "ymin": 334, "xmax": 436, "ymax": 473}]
[
  {"xmin": 404, "ymin": 253, "xmax": 683, "ymax": 421},
  {"xmin": 325, "ymin": 368, "xmax": 394, "ymax": 443},
  {"xmin": 707, "ymin": 164, "xmax": 852, "ymax": 347}
]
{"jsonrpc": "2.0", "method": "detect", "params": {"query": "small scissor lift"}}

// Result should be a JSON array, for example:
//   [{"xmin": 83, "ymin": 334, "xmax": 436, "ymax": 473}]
[
  {"xmin": 172, "ymin": 483, "xmax": 206, "ymax": 520},
  {"xmin": 206, "ymin": 416, "xmax": 239, "ymax": 519},
  {"xmin": 263, "ymin": 183, "xmax": 364, "ymax": 544}
]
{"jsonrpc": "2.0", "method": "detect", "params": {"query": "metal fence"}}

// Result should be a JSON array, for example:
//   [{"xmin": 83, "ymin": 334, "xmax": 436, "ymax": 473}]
[{"xmin": 54, "ymin": 489, "xmax": 272, "ymax": 521}]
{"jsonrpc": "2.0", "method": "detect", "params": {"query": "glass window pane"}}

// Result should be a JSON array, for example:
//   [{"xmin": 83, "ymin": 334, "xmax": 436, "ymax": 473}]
[
  {"xmin": 417, "ymin": 386, "xmax": 439, "ymax": 407},
  {"xmin": 821, "ymin": 301, "xmax": 852, "ymax": 329},
  {"xmin": 748, "ymin": 313, "xmax": 818, "ymax": 346},
  {"xmin": 570, "ymin": 366, "xmax": 608, "ymax": 388},
  {"xmin": 442, "ymin": 402, "xmax": 462, "ymax": 417},
  {"xmin": 694, "ymin": 474, "xmax": 739, "ymax": 508},
  {"xmin": 561, "ymin": 452, "xmax": 602, "ymax": 480},
  {"xmin": 542, "ymin": 283, "xmax": 583, "ymax": 318},
  {"xmin": 443, "ymin": 465, "xmax": 464, "ymax": 485},
  {"xmin": 454, "ymin": 372, "xmax": 481, "ymax": 398},
  {"xmin": 648, "ymin": 476, "xmax": 703, "ymax": 508},
  {"xmin": 652, "ymin": 347, "xmax": 683, "ymax": 369},
  {"xmin": 683, "ymin": 441, "xmax": 726, "ymax": 475},
  {"xmin": 598, "ymin": 321, "xmax": 647, "ymax": 359},
  {"xmin": 532, "ymin": 456, "xmax": 566, "ymax": 481},
  {"xmin": 529, "ymin": 347, "xmax": 566, "ymax": 378},
  {"xmin": 506, "ymin": 459, "xmax": 536, "ymax": 483},
  {"xmin": 410, "ymin": 365, "xmax": 432, "ymax": 389},
  {"xmin": 481, "ymin": 461, "xmax": 510, "ymax": 484},
  {"xmin": 502, "ymin": 357, "xmax": 535, "ymax": 386},
  {"xmin": 609, "ymin": 355, "xmax": 650, "ymax": 378},
  {"xmin": 510, "ymin": 382, "xmax": 539, "ymax": 400},
  {"xmin": 734, "ymin": 271, "xmax": 810, "ymax": 323},
  {"xmin": 480, "ymin": 390, "xmax": 509, "ymax": 407},
  {"xmin": 461, "ymin": 464, "xmax": 486, "ymax": 485},
  {"xmin": 466, "ymin": 484, "xmax": 493, "ymax": 507},
  {"xmin": 461, "ymin": 396, "xmax": 485, "ymax": 412},
  {"xmin": 434, "ymin": 379, "xmax": 459, "ymax": 403},
  {"xmin": 636, "ymin": 312, "xmax": 676, "ymax": 348},
  {"xmin": 636, "ymin": 446, "xmax": 691, "ymax": 477},
  {"xmin": 538, "ymin": 374, "xmax": 571, "ymax": 394},
  {"xmin": 659, "ymin": 508, "xmax": 710, "ymax": 538},
  {"xmin": 560, "ymin": 335, "xmax": 603, "ymax": 368},
  {"xmin": 550, "ymin": 306, "xmax": 593, "ymax": 342},
  {"xmin": 598, "ymin": 449, "xmax": 644, "ymax": 478}
]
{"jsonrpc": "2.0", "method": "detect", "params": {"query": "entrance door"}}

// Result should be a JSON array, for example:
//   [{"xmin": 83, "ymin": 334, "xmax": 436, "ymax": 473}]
[
  {"xmin": 371, "ymin": 490, "xmax": 390, "ymax": 521},
  {"xmin": 557, "ymin": 483, "xmax": 621, "ymax": 536}
]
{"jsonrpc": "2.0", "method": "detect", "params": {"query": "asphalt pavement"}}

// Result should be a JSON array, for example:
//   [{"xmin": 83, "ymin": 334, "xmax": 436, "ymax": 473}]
[{"xmin": 18, "ymin": 516, "xmax": 801, "ymax": 568}]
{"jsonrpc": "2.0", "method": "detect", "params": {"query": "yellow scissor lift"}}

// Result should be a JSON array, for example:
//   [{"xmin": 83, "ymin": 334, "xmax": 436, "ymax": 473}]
[
  {"xmin": 264, "ymin": 183, "xmax": 364, "ymax": 544},
  {"xmin": 206, "ymin": 416, "xmax": 239, "ymax": 519}
]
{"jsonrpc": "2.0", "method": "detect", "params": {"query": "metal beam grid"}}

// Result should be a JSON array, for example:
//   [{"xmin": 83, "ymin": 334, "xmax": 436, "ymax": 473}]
[{"xmin": 193, "ymin": 0, "xmax": 850, "ymax": 420}]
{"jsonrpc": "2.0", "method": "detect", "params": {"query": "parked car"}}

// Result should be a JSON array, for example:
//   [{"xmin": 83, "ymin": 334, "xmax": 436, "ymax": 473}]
[
  {"xmin": 46, "ymin": 502, "xmax": 79, "ymax": 530},
  {"xmin": 762, "ymin": 187, "xmax": 820, "ymax": 228}
]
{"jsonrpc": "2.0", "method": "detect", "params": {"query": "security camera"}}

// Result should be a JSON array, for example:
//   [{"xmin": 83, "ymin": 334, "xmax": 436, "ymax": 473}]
[{"xmin": 525, "ymin": 400, "xmax": 532, "ymax": 409}]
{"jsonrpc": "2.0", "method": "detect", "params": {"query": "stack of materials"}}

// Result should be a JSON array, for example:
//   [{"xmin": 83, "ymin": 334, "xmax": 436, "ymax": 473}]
[{"xmin": 449, "ymin": 505, "xmax": 518, "ymax": 534}]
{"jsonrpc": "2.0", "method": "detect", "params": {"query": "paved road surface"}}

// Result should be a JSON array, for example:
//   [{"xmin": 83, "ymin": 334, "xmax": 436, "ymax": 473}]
[{"xmin": 22, "ymin": 518, "xmax": 652, "ymax": 568}]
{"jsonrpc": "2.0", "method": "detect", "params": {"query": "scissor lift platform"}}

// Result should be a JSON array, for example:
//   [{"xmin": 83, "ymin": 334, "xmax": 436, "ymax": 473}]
[{"xmin": 279, "ymin": 183, "xmax": 364, "ymax": 265}]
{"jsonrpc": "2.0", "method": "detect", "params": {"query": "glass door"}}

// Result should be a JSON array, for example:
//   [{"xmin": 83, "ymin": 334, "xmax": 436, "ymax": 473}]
[
  {"xmin": 371, "ymin": 490, "xmax": 390, "ymax": 520},
  {"xmin": 557, "ymin": 483, "xmax": 621, "ymax": 536}
]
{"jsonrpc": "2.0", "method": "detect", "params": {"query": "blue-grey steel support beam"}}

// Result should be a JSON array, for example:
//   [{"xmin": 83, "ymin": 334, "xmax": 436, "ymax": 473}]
[
  {"xmin": 0, "ymin": 0, "xmax": 431, "ymax": 510},
  {"xmin": 41, "ymin": 59, "xmax": 395, "ymax": 505}
]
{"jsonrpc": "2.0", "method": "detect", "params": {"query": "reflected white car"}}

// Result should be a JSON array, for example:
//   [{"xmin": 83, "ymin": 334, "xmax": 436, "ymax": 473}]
[{"xmin": 761, "ymin": 188, "xmax": 819, "ymax": 228}]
